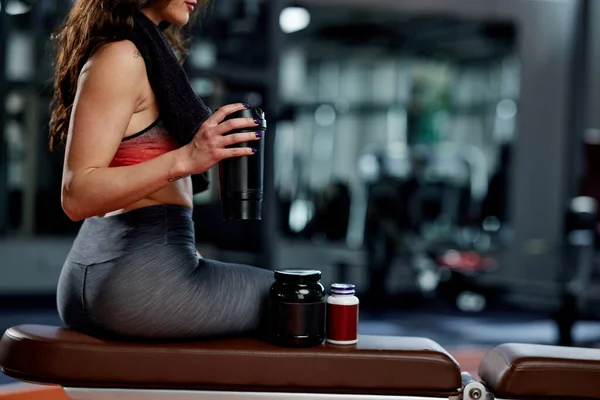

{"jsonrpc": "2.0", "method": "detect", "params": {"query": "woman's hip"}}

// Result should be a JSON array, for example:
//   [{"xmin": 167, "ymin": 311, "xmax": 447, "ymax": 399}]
[{"xmin": 66, "ymin": 204, "xmax": 196, "ymax": 266}]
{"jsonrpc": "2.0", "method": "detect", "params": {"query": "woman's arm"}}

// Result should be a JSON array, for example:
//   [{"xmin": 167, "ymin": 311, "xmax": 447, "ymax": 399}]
[{"xmin": 61, "ymin": 40, "xmax": 190, "ymax": 221}]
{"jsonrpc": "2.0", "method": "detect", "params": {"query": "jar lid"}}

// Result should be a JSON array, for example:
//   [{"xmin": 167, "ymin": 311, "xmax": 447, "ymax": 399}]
[
  {"xmin": 331, "ymin": 283, "xmax": 356, "ymax": 295},
  {"xmin": 274, "ymin": 269, "xmax": 322, "ymax": 284}
]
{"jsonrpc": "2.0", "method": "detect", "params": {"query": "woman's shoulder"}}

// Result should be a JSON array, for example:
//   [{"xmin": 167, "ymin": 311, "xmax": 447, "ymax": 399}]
[
  {"xmin": 78, "ymin": 40, "xmax": 147, "ymax": 93},
  {"xmin": 84, "ymin": 40, "xmax": 145, "ymax": 76},
  {"xmin": 89, "ymin": 40, "xmax": 142, "ymax": 63}
]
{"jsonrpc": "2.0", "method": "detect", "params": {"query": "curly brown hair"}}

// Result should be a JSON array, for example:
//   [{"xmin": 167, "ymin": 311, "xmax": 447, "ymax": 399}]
[{"xmin": 48, "ymin": 0, "xmax": 202, "ymax": 151}]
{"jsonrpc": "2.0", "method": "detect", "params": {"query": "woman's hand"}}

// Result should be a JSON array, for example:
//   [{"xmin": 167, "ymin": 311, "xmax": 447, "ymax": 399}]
[{"xmin": 177, "ymin": 103, "xmax": 262, "ymax": 176}]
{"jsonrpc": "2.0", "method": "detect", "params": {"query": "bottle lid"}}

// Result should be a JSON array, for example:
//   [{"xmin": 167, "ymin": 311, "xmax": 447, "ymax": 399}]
[
  {"xmin": 274, "ymin": 269, "xmax": 321, "ymax": 284},
  {"xmin": 223, "ymin": 107, "xmax": 265, "ymax": 121},
  {"xmin": 331, "ymin": 283, "xmax": 355, "ymax": 295}
]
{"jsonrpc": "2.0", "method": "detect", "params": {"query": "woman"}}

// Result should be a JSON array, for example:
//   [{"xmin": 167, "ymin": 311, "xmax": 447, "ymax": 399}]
[{"xmin": 51, "ymin": 0, "xmax": 273, "ymax": 340}]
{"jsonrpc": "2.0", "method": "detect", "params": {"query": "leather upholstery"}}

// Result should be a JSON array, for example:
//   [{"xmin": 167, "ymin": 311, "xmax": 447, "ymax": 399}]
[
  {"xmin": 479, "ymin": 343, "xmax": 600, "ymax": 399},
  {"xmin": 0, "ymin": 325, "xmax": 461, "ymax": 396}
]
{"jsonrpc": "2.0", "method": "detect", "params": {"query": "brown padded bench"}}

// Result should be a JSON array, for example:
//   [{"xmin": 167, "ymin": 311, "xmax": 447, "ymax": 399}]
[
  {"xmin": 479, "ymin": 343, "xmax": 600, "ymax": 399},
  {"xmin": 5, "ymin": 325, "xmax": 600, "ymax": 400},
  {"xmin": 0, "ymin": 325, "xmax": 462, "ymax": 397}
]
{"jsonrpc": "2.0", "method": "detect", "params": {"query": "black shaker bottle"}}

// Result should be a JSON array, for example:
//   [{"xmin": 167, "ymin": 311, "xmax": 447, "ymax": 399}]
[{"xmin": 219, "ymin": 107, "xmax": 267, "ymax": 220}]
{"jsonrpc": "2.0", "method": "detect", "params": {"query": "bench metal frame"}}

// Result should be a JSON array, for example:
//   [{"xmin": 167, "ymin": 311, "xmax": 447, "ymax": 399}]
[
  {"xmin": 61, "ymin": 388, "xmax": 488, "ymax": 400},
  {"xmin": 56, "ymin": 377, "xmax": 491, "ymax": 400}
]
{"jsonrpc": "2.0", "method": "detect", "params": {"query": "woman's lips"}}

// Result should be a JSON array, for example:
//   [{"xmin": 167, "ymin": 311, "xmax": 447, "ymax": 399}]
[{"xmin": 186, "ymin": 2, "xmax": 195, "ymax": 12}]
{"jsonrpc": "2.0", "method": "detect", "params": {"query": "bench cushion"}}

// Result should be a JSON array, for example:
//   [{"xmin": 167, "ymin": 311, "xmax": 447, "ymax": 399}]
[
  {"xmin": 0, "ymin": 325, "xmax": 462, "ymax": 396},
  {"xmin": 479, "ymin": 343, "xmax": 600, "ymax": 399}
]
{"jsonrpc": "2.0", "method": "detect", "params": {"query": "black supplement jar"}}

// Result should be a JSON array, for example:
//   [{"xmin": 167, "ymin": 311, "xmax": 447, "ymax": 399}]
[{"xmin": 268, "ymin": 269, "xmax": 326, "ymax": 347}]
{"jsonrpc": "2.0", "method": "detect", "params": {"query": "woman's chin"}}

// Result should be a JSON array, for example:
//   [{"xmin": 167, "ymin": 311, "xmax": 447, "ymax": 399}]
[{"xmin": 164, "ymin": 14, "xmax": 190, "ymax": 26}]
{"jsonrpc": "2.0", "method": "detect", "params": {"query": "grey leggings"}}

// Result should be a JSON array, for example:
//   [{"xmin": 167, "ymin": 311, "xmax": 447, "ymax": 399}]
[{"xmin": 56, "ymin": 204, "xmax": 274, "ymax": 340}]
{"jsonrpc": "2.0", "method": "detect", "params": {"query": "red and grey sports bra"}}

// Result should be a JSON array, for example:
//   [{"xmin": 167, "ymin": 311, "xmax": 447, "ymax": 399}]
[{"xmin": 109, "ymin": 118, "xmax": 179, "ymax": 167}]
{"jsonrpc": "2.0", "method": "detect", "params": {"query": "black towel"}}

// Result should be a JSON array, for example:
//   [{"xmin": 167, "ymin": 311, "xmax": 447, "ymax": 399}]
[{"xmin": 129, "ymin": 11, "xmax": 211, "ymax": 193}]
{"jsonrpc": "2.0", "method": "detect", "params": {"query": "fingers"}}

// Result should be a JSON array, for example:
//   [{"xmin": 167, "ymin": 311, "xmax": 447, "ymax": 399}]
[
  {"xmin": 220, "ymin": 131, "xmax": 262, "ymax": 147},
  {"xmin": 203, "ymin": 131, "xmax": 260, "ymax": 164},
  {"xmin": 193, "ymin": 102, "xmax": 262, "ymax": 165},
  {"xmin": 213, "ymin": 117, "xmax": 261, "ymax": 136},
  {"xmin": 218, "ymin": 146, "xmax": 257, "ymax": 160},
  {"xmin": 206, "ymin": 103, "xmax": 250, "ymax": 125}
]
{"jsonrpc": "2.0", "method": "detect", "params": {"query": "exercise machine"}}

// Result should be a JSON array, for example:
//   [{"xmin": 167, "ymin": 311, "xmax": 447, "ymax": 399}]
[
  {"xmin": 556, "ymin": 196, "xmax": 598, "ymax": 345},
  {"xmin": 1, "ymin": 324, "xmax": 599, "ymax": 400}
]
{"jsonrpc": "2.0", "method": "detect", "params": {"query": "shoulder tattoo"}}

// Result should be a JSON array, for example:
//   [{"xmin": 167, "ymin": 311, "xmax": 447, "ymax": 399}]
[{"xmin": 134, "ymin": 50, "xmax": 141, "ymax": 58}]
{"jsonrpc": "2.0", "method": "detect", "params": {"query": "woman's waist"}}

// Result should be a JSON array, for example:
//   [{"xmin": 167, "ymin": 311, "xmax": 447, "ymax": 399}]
[
  {"xmin": 69, "ymin": 204, "xmax": 196, "ymax": 265},
  {"xmin": 115, "ymin": 178, "xmax": 194, "ymax": 214},
  {"xmin": 106, "ymin": 198, "xmax": 192, "ymax": 218}
]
